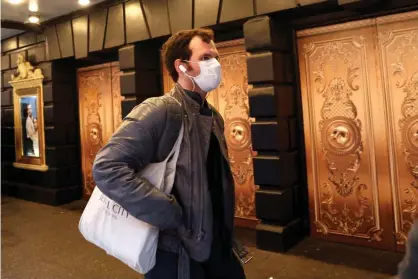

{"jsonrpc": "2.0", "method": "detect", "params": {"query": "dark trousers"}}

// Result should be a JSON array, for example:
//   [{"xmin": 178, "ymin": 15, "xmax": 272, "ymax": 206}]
[{"xmin": 145, "ymin": 246, "xmax": 246, "ymax": 279}]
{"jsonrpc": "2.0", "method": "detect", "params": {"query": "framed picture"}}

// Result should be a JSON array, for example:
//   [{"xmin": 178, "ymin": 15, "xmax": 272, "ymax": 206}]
[{"xmin": 9, "ymin": 54, "xmax": 48, "ymax": 171}]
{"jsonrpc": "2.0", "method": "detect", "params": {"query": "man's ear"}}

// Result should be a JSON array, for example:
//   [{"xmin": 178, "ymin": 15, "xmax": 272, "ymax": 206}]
[{"xmin": 174, "ymin": 59, "xmax": 183, "ymax": 75}]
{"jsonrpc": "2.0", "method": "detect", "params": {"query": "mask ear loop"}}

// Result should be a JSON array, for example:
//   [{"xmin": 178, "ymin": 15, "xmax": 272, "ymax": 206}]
[
  {"xmin": 181, "ymin": 61, "xmax": 196, "ymax": 92},
  {"xmin": 186, "ymin": 74, "xmax": 196, "ymax": 92}
]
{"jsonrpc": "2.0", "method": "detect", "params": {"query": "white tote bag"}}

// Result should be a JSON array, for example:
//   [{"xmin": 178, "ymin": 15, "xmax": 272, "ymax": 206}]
[{"xmin": 79, "ymin": 122, "xmax": 184, "ymax": 274}]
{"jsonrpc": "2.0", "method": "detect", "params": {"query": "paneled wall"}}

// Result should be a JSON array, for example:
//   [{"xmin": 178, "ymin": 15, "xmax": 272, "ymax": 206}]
[
  {"xmin": 1, "ymin": 0, "xmax": 339, "ymax": 63},
  {"xmin": 118, "ymin": 40, "xmax": 163, "ymax": 117},
  {"xmin": 1, "ymin": 33, "xmax": 82, "ymax": 205}
]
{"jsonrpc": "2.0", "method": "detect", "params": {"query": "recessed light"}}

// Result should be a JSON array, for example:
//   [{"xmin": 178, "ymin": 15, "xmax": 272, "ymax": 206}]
[
  {"xmin": 28, "ymin": 14, "xmax": 40, "ymax": 24},
  {"xmin": 7, "ymin": 0, "xmax": 24, "ymax": 5},
  {"xmin": 29, "ymin": 0, "xmax": 39, "ymax": 12},
  {"xmin": 78, "ymin": 0, "xmax": 90, "ymax": 6}
]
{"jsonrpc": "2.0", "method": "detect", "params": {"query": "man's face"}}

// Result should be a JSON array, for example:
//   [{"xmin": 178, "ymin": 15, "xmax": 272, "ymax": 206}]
[
  {"xmin": 186, "ymin": 36, "xmax": 219, "ymax": 77},
  {"xmin": 27, "ymin": 105, "xmax": 32, "ymax": 117}
]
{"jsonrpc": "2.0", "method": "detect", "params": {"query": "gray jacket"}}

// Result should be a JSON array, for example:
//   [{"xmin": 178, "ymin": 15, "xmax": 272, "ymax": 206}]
[{"xmin": 92, "ymin": 84, "xmax": 235, "ymax": 263}]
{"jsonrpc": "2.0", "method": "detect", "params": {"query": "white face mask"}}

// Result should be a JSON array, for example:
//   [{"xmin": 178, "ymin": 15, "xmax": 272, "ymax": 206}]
[{"xmin": 185, "ymin": 58, "xmax": 222, "ymax": 92}]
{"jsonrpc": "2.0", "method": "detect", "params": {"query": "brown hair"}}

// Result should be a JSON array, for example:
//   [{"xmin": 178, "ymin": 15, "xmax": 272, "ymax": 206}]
[{"xmin": 161, "ymin": 28, "xmax": 214, "ymax": 82}]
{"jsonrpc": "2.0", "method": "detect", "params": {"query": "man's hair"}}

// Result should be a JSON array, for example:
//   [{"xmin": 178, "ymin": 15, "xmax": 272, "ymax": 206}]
[{"xmin": 161, "ymin": 28, "xmax": 214, "ymax": 82}]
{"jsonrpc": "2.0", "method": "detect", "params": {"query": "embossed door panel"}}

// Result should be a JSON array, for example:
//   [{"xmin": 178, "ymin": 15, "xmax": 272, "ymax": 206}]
[
  {"xmin": 78, "ymin": 62, "xmax": 122, "ymax": 199},
  {"xmin": 213, "ymin": 40, "xmax": 257, "ymax": 226},
  {"xmin": 111, "ymin": 65, "xmax": 124, "ymax": 131},
  {"xmin": 297, "ymin": 21, "xmax": 396, "ymax": 249},
  {"xmin": 162, "ymin": 39, "xmax": 258, "ymax": 227},
  {"xmin": 377, "ymin": 11, "xmax": 418, "ymax": 251}
]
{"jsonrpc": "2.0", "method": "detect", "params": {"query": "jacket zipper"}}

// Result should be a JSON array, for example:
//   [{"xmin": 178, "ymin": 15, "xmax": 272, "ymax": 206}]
[
  {"xmin": 196, "ymin": 165, "xmax": 205, "ymax": 242},
  {"xmin": 197, "ymin": 118, "xmax": 212, "ymax": 243},
  {"xmin": 186, "ymin": 129, "xmax": 193, "ymax": 237}
]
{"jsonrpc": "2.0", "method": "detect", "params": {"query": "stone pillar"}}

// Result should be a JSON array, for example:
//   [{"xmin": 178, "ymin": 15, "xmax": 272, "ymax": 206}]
[
  {"xmin": 118, "ymin": 40, "xmax": 163, "ymax": 117},
  {"xmin": 244, "ymin": 16, "xmax": 304, "ymax": 252}
]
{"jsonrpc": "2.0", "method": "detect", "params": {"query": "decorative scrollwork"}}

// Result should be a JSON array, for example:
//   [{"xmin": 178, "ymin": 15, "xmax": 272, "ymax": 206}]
[
  {"xmin": 378, "ymin": 31, "xmax": 393, "ymax": 46},
  {"xmin": 403, "ymin": 187, "xmax": 418, "ymax": 219},
  {"xmin": 80, "ymin": 72, "xmax": 105, "ymax": 196},
  {"xmin": 352, "ymin": 35, "xmax": 366, "ymax": 48},
  {"xmin": 392, "ymin": 62, "xmax": 407, "ymax": 88},
  {"xmin": 320, "ymin": 77, "xmax": 363, "ymax": 198},
  {"xmin": 319, "ymin": 182, "xmax": 373, "ymax": 236},
  {"xmin": 314, "ymin": 221, "xmax": 329, "ymax": 235},
  {"xmin": 396, "ymin": 232, "xmax": 407, "ymax": 245},
  {"xmin": 303, "ymin": 42, "xmax": 316, "ymax": 55},
  {"xmin": 347, "ymin": 67, "xmax": 360, "ymax": 91},
  {"xmin": 367, "ymin": 228, "xmax": 383, "ymax": 242},
  {"xmin": 314, "ymin": 71, "xmax": 326, "ymax": 93},
  {"xmin": 307, "ymin": 38, "xmax": 377, "ymax": 239},
  {"xmin": 216, "ymin": 49, "xmax": 256, "ymax": 220},
  {"xmin": 400, "ymin": 72, "xmax": 418, "ymax": 186}
]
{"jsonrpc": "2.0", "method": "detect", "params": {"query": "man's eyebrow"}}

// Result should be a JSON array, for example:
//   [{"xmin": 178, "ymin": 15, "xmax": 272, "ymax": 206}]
[{"xmin": 199, "ymin": 51, "xmax": 219, "ymax": 57}]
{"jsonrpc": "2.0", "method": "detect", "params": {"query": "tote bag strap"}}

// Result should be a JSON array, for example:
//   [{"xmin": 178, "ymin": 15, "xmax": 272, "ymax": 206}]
[
  {"xmin": 162, "ymin": 95, "xmax": 184, "ymax": 164},
  {"xmin": 163, "ymin": 123, "xmax": 184, "ymax": 164}
]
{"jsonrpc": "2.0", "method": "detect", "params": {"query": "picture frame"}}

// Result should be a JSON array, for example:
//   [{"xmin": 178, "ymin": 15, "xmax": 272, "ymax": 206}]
[{"xmin": 9, "ymin": 54, "xmax": 48, "ymax": 172}]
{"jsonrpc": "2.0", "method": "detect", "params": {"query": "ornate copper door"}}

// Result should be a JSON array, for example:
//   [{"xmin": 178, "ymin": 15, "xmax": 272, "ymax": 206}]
[
  {"xmin": 297, "ymin": 11, "xmax": 418, "ymax": 251},
  {"xmin": 377, "ymin": 11, "xmax": 418, "ymax": 251},
  {"xmin": 162, "ymin": 39, "xmax": 258, "ymax": 228},
  {"xmin": 77, "ymin": 62, "xmax": 122, "ymax": 199}
]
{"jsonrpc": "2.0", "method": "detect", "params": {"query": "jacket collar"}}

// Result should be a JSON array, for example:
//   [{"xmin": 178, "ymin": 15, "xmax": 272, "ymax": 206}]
[{"xmin": 170, "ymin": 83, "xmax": 200, "ymax": 132}]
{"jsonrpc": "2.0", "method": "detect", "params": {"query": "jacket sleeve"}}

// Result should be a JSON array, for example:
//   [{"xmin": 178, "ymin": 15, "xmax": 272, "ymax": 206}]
[{"xmin": 92, "ymin": 97, "xmax": 182, "ymax": 230}]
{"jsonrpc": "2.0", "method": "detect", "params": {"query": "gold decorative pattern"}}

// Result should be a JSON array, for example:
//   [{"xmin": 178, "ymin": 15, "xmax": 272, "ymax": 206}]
[
  {"xmin": 299, "ymin": 10, "xmax": 418, "ymax": 251},
  {"xmin": 312, "ymin": 40, "xmax": 365, "ymax": 199},
  {"xmin": 214, "ymin": 39, "xmax": 245, "ymax": 48},
  {"xmin": 298, "ymin": 20, "xmax": 392, "ymax": 246},
  {"xmin": 376, "ymin": 11, "xmax": 418, "ymax": 25},
  {"xmin": 312, "ymin": 39, "xmax": 379, "ymax": 238},
  {"xmin": 10, "ymin": 55, "xmax": 48, "ymax": 172},
  {"xmin": 377, "ymin": 12, "xmax": 418, "ymax": 249},
  {"xmin": 297, "ymin": 19, "xmax": 375, "ymax": 38},
  {"xmin": 78, "ymin": 63, "xmax": 123, "ymax": 199},
  {"xmin": 111, "ymin": 66, "xmax": 123, "ymax": 130},
  {"xmin": 215, "ymin": 45, "xmax": 256, "ymax": 221},
  {"xmin": 80, "ymin": 72, "xmax": 105, "ymax": 196}
]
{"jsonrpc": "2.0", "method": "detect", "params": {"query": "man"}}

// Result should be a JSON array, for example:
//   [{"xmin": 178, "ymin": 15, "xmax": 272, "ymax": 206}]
[
  {"xmin": 92, "ymin": 28, "xmax": 247, "ymax": 279},
  {"xmin": 25, "ymin": 104, "xmax": 36, "ymax": 155}
]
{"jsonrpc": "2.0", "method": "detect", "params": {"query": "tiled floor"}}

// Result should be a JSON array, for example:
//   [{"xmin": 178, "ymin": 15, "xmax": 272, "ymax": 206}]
[{"xmin": 1, "ymin": 196, "xmax": 403, "ymax": 279}]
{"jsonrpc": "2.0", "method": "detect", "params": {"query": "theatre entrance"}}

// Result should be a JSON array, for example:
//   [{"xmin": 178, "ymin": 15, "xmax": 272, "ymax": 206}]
[{"xmin": 77, "ymin": 62, "xmax": 123, "ymax": 200}]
